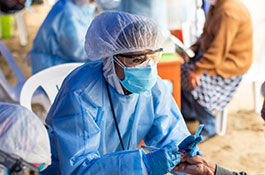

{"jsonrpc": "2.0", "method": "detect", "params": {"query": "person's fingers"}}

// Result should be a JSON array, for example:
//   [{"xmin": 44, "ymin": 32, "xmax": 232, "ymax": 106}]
[
  {"xmin": 190, "ymin": 77, "xmax": 196, "ymax": 89},
  {"xmin": 185, "ymin": 155, "xmax": 205, "ymax": 165},
  {"xmin": 182, "ymin": 152, "xmax": 191, "ymax": 160},
  {"xmin": 178, "ymin": 154, "xmax": 187, "ymax": 163},
  {"xmin": 172, "ymin": 162, "xmax": 186, "ymax": 172},
  {"xmin": 179, "ymin": 152, "xmax": 196, "ymax": 164},
  {"xmin": 195, "ymin": 76, "xmax": 201, "ymax": 87},
  {"xmin": 189, "ymin": 73, "xmax": 200, "ymax": 89},
  {"xmin": 172, "ymin": 162, "xmax": 203, "ymax": 174}
]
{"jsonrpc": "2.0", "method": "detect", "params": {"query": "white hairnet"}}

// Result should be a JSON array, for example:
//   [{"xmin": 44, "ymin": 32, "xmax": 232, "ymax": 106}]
[
  {"xmin": 85, "ymin": 11, "xmax": 164, "ymax": 60},
  {"xmin": 0, "ymin": 103, "xmax": 51, "ymax": 169}
]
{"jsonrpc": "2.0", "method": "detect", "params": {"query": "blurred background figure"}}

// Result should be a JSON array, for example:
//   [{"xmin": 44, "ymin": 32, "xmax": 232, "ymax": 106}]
[
  {"xmin": 261, "ymin": 81, "xmax": 265, "ymax": 121},
  {"xmin": 96, "ymin": 0, "xmax": 168, "ymax": 31},
  {"xmin": 0, "ymin": 0, "xmax": 25, "ymax": 12},
  {"xmin": 27, "ymin": 0, "xmax": 96, "ymax": 74},
  {"xmin": 167, "ymin": 0, "xmax": 206, "ymax": 48},
  {"xmin": 180, "ymin": 0, "xmax": 253, "ymax": 140},
  {"xmin": 96, "ymin": 0, "xmax": 206, "ymax": 49},
  {"xmin": 236, "ymin": 0, "xmax": 265, "ymax": 114},
  {"xmin": 0, "ymin": 103, "xmax": 51, "ymax": 174}
]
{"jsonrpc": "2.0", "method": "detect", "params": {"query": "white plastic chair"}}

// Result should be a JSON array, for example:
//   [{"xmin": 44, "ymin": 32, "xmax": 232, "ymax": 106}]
[
  {"xmin": 14, "ymin": 9, "xmax": 28, "ymax": 46},
  {"xmin": 19, "ymin": 63, "xmax": 83, "ymax": 113},
  {"xmin": 0, "ymin": 41, "xmax": 26, "ymax": 102},
  {"xmin": 0, "ymin": 41, "xmax": 49, "ymax": 110},
  {"xmin": 215, "ymin": 109, "xmax": 227, "ymax": 136}
]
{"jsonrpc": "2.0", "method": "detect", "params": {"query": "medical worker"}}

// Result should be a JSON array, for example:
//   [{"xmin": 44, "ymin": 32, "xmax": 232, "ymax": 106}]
[
  {"xmin": 28, "ymin": 0, "xmax": 96, "ymax": 74},
  {"xmin": 96, "ymin": 0, "xmax": 168, "ymax": 31},
  {"xmin": 42, "ymin": 11, "xmax": 202, "ymax": 175},
  {"xmin": 0, "ymin": 103, "xmax": 51, "ymax": 174}
]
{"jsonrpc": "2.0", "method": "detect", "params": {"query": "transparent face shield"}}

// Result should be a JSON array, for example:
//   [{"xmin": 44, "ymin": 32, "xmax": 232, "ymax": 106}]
[{"xmin": 114, "ymin": 48, "xmax": 163, "ymax": 68}]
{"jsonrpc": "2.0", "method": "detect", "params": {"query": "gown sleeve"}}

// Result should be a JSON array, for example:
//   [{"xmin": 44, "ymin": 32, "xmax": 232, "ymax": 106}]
[{"xmin": 56, "ymin": 8, "xmax": 90, "ymax": 61}]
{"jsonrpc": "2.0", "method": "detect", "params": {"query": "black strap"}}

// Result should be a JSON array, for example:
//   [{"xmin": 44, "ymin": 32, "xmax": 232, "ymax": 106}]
[{"xmin": 105, "ymin": 80, "xmax": 125, "ymax": 150}]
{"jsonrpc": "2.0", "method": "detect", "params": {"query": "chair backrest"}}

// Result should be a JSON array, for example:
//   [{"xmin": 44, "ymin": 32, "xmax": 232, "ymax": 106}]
[
  {"xmin": 19, "ymin": 63, "xmax": 83, "ymax": 112},
  {"xmin": 0, "ymin": 41, "xmax": 26, "ymax": 102}
]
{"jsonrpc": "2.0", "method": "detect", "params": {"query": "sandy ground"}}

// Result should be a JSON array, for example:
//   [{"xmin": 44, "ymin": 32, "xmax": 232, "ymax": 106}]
[{"xmin": 1, "ymin": 2, "xmax": 265, "ymax": 174}]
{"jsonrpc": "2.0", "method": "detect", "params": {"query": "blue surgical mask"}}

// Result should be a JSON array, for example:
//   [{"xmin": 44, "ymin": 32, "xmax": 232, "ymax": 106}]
[
  {"xmin": 113, "ymin": 56, "xmax": 158, "ymax": 94},
  {"xmin": 81, "ymin": 3, "xmax": 96, "ymax": 16}
]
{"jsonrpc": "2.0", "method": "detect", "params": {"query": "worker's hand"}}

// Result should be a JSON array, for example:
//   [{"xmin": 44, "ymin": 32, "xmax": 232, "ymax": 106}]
[
  {"xmin": 178, "ymin": 135, "xmax": 202, "ymax": 157},
  {"xmin": 144, "ymin": 144, "xmax": 181, "ymax": 175},
  {"xmin": 172, "ymin": 153, "xmax": 216, "ymax": 175},
  {"xmin": 189, "ymin": 72, "xmax": 201, "ymax": 89}
]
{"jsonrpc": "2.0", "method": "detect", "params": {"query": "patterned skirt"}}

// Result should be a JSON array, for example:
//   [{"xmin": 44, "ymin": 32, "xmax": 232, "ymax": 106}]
[{"xmin": 181, "ymin": 62, "xmax": 242, "ymax": 111}]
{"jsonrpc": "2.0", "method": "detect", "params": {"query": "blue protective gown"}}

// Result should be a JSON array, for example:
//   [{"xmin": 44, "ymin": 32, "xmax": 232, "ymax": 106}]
[
  {"xmin": 43, "ymin": 61, "xmax": 190, "ymax": 175},
  {"xmin": 29, "ymin": 0, "xmax": 92, "ymax": 74}
]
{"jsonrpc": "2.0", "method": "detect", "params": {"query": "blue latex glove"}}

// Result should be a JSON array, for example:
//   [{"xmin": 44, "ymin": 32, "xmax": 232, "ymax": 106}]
[
  {"xmin": 178, "ymin": 135, "xmax": 203, "ymax": 157},
  {"xmin": 179, "ymin": 125, "xmax": 204, "ymax": 157},
  {"xmin": 144, "ymin": 144, "xmax": 181, "ymax": 175}
]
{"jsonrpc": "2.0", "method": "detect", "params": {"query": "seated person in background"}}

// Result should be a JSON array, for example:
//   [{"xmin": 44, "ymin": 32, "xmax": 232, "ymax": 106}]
[
  {"xmin": 0, "ymin": 103, "xmax": 51, "ymax": 174},
  {"xmin": 28, "ymin": 0, "xmax": 96, "ymax": 74},
  {"xmin": 42, "ymin": 11, "xmax": 202, "ymax": 175},
  {"xmin": 181, "ymin": 0, "xmax": 253, "ymax": 140}
]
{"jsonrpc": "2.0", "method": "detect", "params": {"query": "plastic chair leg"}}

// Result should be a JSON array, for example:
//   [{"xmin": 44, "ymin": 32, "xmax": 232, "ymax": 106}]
[
  {"xmin": 253, "ymin": 81, "xmax": 263, "ymax": 114},
  {"xmin": 14, "ymin": 10, "xmax": 28, "ymax": 46},
  {"xmin": 216, "ymin": 109, "xmax": 227, "ymax": 136},
  {"xmin": 47, "ymin": 0, "xmax": 56, "ymax": 5}
]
